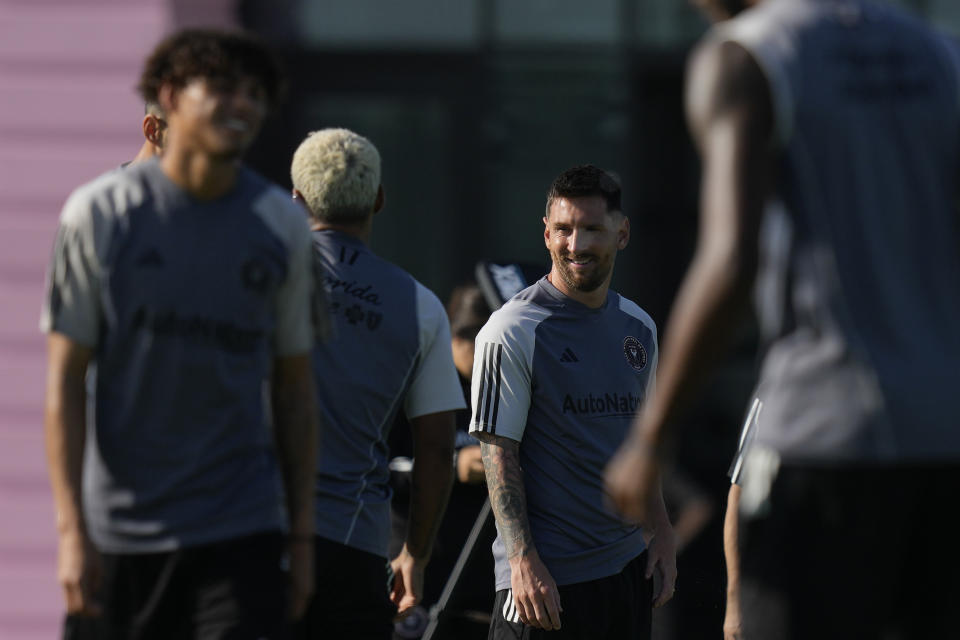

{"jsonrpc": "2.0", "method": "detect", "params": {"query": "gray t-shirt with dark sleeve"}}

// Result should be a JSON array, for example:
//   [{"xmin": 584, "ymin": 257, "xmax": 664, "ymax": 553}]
[
  {"xmin": 310, "ymin": 230, "xmax": 465, "ymax": 558},
  {"xmin": 40, "ymin": 158, "xmax": 315, "ymax": 553},
  {"xmin": 469, "ymin": 277, "xmax": 658, "ymax": 589}
]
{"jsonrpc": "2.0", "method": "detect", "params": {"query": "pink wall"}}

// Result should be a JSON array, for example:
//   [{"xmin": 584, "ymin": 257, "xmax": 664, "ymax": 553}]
[{"xmin": 0, "ymin": 1, "xmax": 236, "ymax": 636}]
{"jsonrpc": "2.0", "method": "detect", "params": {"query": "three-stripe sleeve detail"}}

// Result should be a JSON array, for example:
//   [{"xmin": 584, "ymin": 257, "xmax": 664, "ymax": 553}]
[{"xmin": 474, "ymin": 342, "xmax": 503, "ymax": 433}]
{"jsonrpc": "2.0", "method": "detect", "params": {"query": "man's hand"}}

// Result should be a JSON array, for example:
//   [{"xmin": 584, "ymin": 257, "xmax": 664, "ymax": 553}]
[
  {"xmin": 724, "ymin": 600, "xmax": 743, "ymax": 640},
  {"xmin": 58, "ymin": 528, "xmax": 101, "ymax": 616},
  {"xmin": 45, "ymin": 334, "xmax": 97, "ymax": 616},
  {"xmin": 604, "ymin": 435, "xmax": 660, "ymax": 523},
  {"xmin": 509, "ymin": 550, "xmax": 562, "ymax": 630},
  {"xmin": 286, "ymin": 539, "xmax": 314, "ymax": 620},
  {"xmin": 645, "ymin": 525, "xmax": 678, "ymax": 608},
  {"xmin": 390, "ymin": 544, "xmax": 426, "ymax": 619},
  {"xmin": 456, "ymin": 445, "xmax": 485, "ymax": 484},
  {"xmin": 270, "ymin": 355, "xmax": 318, "ymax": 621}
]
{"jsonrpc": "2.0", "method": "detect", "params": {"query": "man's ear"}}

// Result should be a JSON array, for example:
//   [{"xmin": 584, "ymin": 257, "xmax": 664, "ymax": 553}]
[
  {"xmin": 617, "ymin": 215, "xmax": 630, "ymax": 250},
  {"xmin": 143, "ymin": 114, "xmax": 163, "ymax": 146},
  {"xmin": 543, "ymin": 216, "xmax": 551, "ymax": 248},
  {"xmin": 291, "ymin": 189, "xmax": 311, "ymax": 213},
  {"xmin": 372, "ymin": 185, "xmax": 385, "ymax": 214}
]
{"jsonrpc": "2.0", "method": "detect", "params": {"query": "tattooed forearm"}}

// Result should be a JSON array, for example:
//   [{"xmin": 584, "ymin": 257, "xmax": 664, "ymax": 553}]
[{"xmin": 481, "ymin": 438, "xmax": 534, "ymax": 560}]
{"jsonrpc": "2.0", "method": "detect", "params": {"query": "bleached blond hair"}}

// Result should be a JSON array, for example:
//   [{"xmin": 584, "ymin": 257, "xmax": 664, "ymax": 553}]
[{"xmin": 290, "ymin": 128, "xmax": 381, "ymax": 223}]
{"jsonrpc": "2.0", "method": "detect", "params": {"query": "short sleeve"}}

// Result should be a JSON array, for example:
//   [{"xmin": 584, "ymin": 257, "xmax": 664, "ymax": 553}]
[
  {"xmin": 274, "ymin": 212, "xmax": 315, "ymax": 356},
  {"xmin": 468, "ymin": 305, "xmax": 540, "ymax": 442},
  {"xmin": 403, "ymin": 282, "xmax": 466, "ymax": 418},
  {"xmin": 39, "ymin": 193, "xmax": 102, "ymax": 346}
]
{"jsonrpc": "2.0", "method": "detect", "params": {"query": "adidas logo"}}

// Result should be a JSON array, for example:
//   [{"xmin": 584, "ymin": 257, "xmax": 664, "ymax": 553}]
[{"xmin": 559, "ymin": 347, "xmax": 579, "ymax": 363}]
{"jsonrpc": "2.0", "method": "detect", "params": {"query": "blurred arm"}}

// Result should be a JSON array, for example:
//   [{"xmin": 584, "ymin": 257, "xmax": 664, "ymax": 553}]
[
  {"xmin": 605, "ymin": 39, "xmax": 774, "ymax": 521},
  {"xmin": 724, "ymin": 483, "xmax": 743, "ymax": 640},
  {"xmin": 272, "ymin": 354, "xmax": 318, "ymax": 537},
  {"xmin": 45, "ymin": 332, "xmax": 100, "ymax": 615},
  {"xmin": 271, "ymin": 353, "xmax": 318, "ymax": 618},
  {"xmin": 643, "ymin": 38, "xmax": 773, "ymax": 453}
]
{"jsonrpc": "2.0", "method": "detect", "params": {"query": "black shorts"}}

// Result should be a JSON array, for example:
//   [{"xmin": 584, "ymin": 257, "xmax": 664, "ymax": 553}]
[
  {"xmin": 488, "ymin": 551, "xmax": 652, "ymax": 640},
  {"xmin": 739, "ymin": 464, "xmax": 960, "ymax": 639},
  {"xmin": 64, "ymin": 530, "xmax": 288, "ymax": 640},
  {"xmin": 291, "ymin": 536, "xmax": 396, "ymax": 640}
]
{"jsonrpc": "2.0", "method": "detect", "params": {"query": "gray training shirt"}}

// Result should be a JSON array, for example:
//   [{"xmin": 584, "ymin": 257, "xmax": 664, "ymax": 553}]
[
  {"xmin": 470, "ymin": 277, "xmax": 658, "ymax": 589},
  {"xmin": 40, "ymin": 158, "xmax": 315, "ymax": 553},
  {"xmin": 310, "ymin": 230, "xmax": 465, "ymax": 558},
  {"xmin": 717, "ymin": 0, "xmax": 960, "ymax": 462}
]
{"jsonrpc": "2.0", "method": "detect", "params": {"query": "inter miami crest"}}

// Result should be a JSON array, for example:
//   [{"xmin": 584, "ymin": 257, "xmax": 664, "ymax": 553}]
[{"xmin": 623, "ymin": 336, "xmax": 647, "ymax": 372}]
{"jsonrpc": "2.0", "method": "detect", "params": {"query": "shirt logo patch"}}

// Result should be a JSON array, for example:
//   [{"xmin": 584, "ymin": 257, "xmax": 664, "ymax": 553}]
[
  {"xmin": 623, "ymin": 336, "xmax": 647, "ymax": 371},
  {"xmin": 559, "ymin": 347, "xmax": 579, "ymax": 363}
]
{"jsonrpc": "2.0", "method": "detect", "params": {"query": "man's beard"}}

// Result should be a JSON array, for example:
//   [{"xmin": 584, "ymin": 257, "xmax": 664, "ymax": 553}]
[{"xmin": 552, "ymin": 251, "xmax": 613, "ymax": 294}]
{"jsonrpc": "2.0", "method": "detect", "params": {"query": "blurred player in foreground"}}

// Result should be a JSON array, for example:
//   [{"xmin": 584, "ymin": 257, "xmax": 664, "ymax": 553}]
[
  {"xmin": 606, "ymin": 1, "xmax": 960, "ymax": 637},
  {"xmin": 42, "ymin": 28, "xmax": 318, "ymax": 639}
]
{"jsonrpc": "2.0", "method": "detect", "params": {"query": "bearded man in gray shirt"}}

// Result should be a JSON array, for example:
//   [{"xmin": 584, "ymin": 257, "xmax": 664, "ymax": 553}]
[{"xmin": 470, "ymin": 165, "xmax": 676, "ymax": 639}]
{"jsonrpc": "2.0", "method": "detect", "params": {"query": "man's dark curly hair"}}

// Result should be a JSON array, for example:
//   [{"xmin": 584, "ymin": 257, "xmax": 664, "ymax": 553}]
[
  {"xmin": 545, "ymin": 164, "xmax": 622, "ymax": 217},
  {"xmin": 137, "ymin": 29, "xmax": 285, "ymax": 108}
]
